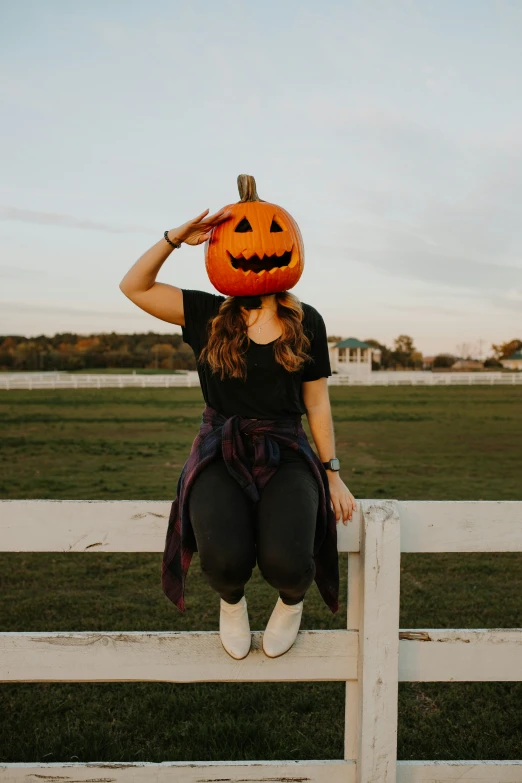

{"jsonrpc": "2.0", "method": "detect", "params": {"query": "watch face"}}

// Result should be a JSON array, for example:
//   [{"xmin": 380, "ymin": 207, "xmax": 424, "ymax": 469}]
[{"xmin": 324, "ymin": 458, "xmax": 340, "ymax": 470}]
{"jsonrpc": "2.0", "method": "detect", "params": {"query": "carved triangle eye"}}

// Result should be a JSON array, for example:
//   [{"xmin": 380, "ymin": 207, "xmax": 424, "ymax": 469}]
[
  {"xmin": 270, "ymin": 219, "xmax": 283, "ymax": 232},
  {"xmin": 235, "ymin": 217, "xmax": 252, "ymax": 233}
]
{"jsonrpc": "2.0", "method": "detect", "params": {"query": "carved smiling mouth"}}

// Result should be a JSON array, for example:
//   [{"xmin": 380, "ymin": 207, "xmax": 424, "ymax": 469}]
[{"xmin": 228, "ymin": 249, "xmax": 294, "ymax": 275}]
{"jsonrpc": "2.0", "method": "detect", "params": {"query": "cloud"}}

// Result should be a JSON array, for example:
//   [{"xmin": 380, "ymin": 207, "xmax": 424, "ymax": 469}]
[
  {"xmin": 318, "ymin": 237, "xmax": 521, "ymax": 297},
  {"xmin": 310, "ymin": 148, "xmax": 522, "ymax": 310},
  {"xmin": 488, "ymin": 289, "xmax": 522, "ymax": 314},
  {"xmin": 0, "ymin": 205, "xmax": 154, "ymax": 234},
  {"xmin": 0, "ymin": 300, "xmax": 144, "ymax": 318},
  {"xmin": 0, "ymin": 265, "xmax": 47, "ymax": 279},
  {"xmin": 383, "ymin": 303, "xmax": 468, "ymax": 317}
]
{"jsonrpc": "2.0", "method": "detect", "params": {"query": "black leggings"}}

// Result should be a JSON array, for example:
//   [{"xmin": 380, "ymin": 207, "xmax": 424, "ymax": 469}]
[{"xmin": 188, "ymin": 440, "xmax": 319, "ymax": 605}]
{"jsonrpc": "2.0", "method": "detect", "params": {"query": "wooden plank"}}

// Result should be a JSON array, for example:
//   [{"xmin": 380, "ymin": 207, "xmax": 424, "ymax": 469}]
[
  {"xmin": 345, "ymin": 551, "xmax": 361, "ymax": 762},
  {"xmin": 0, "ymin": 499, "xmax": 361, "ymax": 553},
  {"xmin": 0, "ymin": 500, "xmax": 172, "ymax": 553},
  {"xmin": 2, "ymin": 759, "xmax": 522, "ymax": 782},
  {"xmin": 0, "ymin": 759, "xmax": 356, "ymax": 782},
  {"xmin": 4, "ymin": 627, "xmax": 518, "ymax": 685},
  {"xmin": 3, "ymin": 499, "xmax": 521, "ymax": 555},
  {"xmin": 397, "ymin": 760, "xmax": 522, "ymax": 781},
  {"xmin": 347, "ymin": 552, "xmax": 361, "ymax": 631},
  {"xmin": 399, "ymin": 629, "xmax": 522, "ymax": 682},
  {"xmin": 0, "ymin": 629, "xmax": 357, "ymax": 684},
  {"xmin": 398, "ymin": 500, "xmax": 522, "ymax": 552},
  {"xmin": 357, "ymin": 499, "xmax": 401, "ymax": 783}
]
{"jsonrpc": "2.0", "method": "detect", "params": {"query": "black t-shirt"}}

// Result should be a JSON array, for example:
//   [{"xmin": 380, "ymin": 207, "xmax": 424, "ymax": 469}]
[{"xmin": 181, "ymin": 288, "xmax": 332, "ymax": 419}]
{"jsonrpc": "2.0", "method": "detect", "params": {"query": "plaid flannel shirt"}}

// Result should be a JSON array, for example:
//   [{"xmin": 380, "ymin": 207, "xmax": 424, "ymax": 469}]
[{"xmin": 161, "ymin": 404, "xmax": 340, "ymax": 613}]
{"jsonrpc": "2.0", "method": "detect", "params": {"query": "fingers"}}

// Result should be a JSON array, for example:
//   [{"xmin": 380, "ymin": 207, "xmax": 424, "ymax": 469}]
[
  {"xmin": 201, "ymin": 206, "xmax": 233, "ymax": 224},
  {"xmin": 192, "ymin": 208, "xmax": 210, "ymax": 222},
  {"xmin": 332, "ymin": 490, "xmax": 357, "ymax": 525},
  {"xmin": 185, "ymin": 207, "xmax": 232, "ymax": 236},
  {"xmin": 340, "ymin": 493, "xmax": 354, "ymax": 524},
  {"xmin": 185, "ymin": 234, "xmax": 210, "ymax": 246},
  {"xmin": 340, "ymin": 496, "xmax": 350, "ymax": 523},
  {"xmin": 196, "ymin": 232, "xmax": 212, "ymax": 244},
  {"xmin": 330, "ymin": 495, "xmax": 341, "ymax": 524}
]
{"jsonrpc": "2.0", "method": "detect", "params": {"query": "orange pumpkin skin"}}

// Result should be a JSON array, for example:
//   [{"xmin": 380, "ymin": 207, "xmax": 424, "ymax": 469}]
[{"xmin": 204, "ymin": 200, "xmax": 305, "ymax": 297}]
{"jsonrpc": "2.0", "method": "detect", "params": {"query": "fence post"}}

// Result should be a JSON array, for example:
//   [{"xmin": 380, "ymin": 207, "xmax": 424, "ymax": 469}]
[
  {"xmin": 344, "ymin": 544, "xmax": 361, "ymax": 762},
  {"xmin": 356, "ymin": 500, "xmax": 401, "ymax": 783}
]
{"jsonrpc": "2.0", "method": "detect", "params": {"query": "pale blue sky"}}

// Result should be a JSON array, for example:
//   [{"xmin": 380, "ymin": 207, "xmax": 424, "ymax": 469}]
[{"xmin": 1, "ymin": 0, "xmax": 521, "ymax": 356}]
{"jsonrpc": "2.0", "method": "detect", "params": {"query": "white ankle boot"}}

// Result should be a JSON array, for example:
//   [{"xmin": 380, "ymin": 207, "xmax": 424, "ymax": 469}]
[
  {"xmin": 262, "ymin": 597, "xmax": 304, "ymax": 658},
  {"xmin": 219, "ymin": 595, "xmax": 251, "ymax": 660}
]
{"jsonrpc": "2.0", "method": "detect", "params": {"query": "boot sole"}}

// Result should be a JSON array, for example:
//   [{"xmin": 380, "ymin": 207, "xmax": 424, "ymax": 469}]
[
  {"xmin": 262, "ymin": 601, "xmax": 303, "ymax": 658},
  {"xmin": 262, "ymin": 638, "xmax": 297, "ymax": 658},
  {"xmin": 220, "ymin": 634, "xmax": 252, "ymax": 660}
]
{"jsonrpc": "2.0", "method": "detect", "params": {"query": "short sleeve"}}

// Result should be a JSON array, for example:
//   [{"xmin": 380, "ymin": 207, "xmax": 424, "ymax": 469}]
[
  {"xmin": 181, "ymin": 288, "xmax": 225, "ymax": 354},
  {"xmin": 302, "ymin": 304, "xmax": 332, "ymax": 382}
]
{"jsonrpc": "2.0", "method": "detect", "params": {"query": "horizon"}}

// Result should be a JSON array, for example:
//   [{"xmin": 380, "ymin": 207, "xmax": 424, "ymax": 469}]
[{"xmin": 0, "ymin": 327, "xmax": 507, "ymax": 363}]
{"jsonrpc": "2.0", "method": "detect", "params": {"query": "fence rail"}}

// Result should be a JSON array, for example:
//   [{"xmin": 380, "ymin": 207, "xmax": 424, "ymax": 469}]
[
  {"xmin": 1, "ymin": 498, "xmax": 521, "ymax": 782},
  {"xmin": 0, "ymin": 371, "xmax": 202, "ymax": 390},
  {"xmin": 329, "ymin": 370, "xmax": 522, "ymax": 386},
  {"xmin": 1, "ymin": 370, "xmax": 521, "ymax": 389}
]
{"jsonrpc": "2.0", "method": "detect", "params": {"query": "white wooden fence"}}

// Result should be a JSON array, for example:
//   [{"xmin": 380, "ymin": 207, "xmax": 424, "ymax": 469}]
[
  {"xmin": 329, "ymin": 370, "xmax": 522, "ymax": 386},
  {"xmin": 0, "ymin": 371, "xmax": 203, "ymax": 390},
  {"xmin": 1, "ymin": 370, "xmax": 521, "ymax": 389},
  {"xmin": 1, "ymin": 498, "xmax": 521, "ymax": 782}
]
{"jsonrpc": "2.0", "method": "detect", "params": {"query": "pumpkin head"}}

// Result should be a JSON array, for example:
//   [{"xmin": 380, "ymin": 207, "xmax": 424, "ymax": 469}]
[{"xmin": 204, "ymin": 174, "xmax": 304, "ymax": 296}]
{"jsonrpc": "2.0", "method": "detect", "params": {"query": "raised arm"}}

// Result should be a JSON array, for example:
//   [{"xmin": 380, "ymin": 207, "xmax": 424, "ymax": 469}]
[{"xmin": 118, "ymin": 207, "xmax": 231, "ymax": 326}]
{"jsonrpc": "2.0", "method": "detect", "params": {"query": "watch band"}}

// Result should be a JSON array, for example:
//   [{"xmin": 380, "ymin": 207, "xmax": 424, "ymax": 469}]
[{"xmin": 322, "ymin": 458, "xmax": 340, "ymax": 471}]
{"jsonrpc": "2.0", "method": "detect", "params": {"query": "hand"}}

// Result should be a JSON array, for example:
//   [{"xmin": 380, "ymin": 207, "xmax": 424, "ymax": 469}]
[
  {"xmin": 327, "ymin": 473, "xmax": 357, "ymax": 525},
  {"xmin": 168, "ymin": 207, "xmax": 232, "ymax": 247}
]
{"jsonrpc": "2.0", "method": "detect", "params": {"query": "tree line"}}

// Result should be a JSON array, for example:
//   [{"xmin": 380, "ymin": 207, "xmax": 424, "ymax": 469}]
[
  {"xmin": 0, "ymin": 332, "xmax": 195, "ymax": 372},
  {"xmin": 0, "ymin": 332, "xmax": 520, "ymax": 373}
]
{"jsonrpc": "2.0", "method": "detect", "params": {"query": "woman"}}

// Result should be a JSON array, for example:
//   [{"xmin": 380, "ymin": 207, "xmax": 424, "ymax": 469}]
[{"xmin": 119, "ymin": 180, "xmax": 356, "ymax": 661}]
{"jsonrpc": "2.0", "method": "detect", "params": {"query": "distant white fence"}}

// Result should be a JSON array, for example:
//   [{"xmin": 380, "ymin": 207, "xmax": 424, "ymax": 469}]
[
  {"xmin": 330, "ymin": 370, "xmax": 522, "ymax": 386},
  {"xmin": 1, "ymin": 370, "xmax": 521, "ymax": 390},
  {"xmin": 0, "ymin": 371, "xmax": 202, "ymax": 390},
  {"xmin": 1, "ymin": 498, "xmax": 521, "ymax": 781}
]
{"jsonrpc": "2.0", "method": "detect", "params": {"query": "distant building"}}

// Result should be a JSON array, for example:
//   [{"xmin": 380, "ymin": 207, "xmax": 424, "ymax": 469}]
[
  {"xmin": 451, "ymin": 359, "xmax": 484, "ymax": 371},
  {"xmin": 501, "ymin": 350, "xmax": 522, "ymax": 370},
  {"xmin": 329, "ymin": 337, "xmax": 379, "ymax": 380},
  {"xmin": 422, "ymin": 356, "xmax": 435, "ymax": 370}
]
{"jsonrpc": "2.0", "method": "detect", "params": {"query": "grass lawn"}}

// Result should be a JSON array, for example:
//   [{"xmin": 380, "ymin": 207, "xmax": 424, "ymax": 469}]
[{"xmin": 0, "ymin": 385, "xmax": 521, "ymax": 763}]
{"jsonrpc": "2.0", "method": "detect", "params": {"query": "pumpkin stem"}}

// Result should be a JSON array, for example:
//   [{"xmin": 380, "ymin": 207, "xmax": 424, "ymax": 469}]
[{"xmin": 237, "ymin": 174, "xmax": 260, "ymax": 202}]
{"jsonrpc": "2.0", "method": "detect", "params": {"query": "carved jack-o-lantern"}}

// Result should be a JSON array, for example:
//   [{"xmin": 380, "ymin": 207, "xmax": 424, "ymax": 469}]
[{"xmin": 204, "ymin": 174, "xmax": 305, "ymax": 297}]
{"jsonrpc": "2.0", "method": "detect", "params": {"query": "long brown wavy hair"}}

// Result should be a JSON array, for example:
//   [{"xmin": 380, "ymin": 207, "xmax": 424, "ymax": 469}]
[{"xmin": 199, "ymin": 290, "xmax": 311, "ymax": 381}]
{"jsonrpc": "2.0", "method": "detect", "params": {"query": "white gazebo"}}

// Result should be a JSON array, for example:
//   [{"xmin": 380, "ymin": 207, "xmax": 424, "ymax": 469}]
[
  {"xmin": 501, "ymin": 350, "xmax": 522, "ymax": 371},
  {"xmin": 329, "ymin": 338, "xmax": 377, "ymax": 380}
]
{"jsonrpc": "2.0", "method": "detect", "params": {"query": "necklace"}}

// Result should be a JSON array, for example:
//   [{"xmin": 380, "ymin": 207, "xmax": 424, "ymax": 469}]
[{"xmin": 249, "ymin": 310, "xmax": 277, "ymax": 334}]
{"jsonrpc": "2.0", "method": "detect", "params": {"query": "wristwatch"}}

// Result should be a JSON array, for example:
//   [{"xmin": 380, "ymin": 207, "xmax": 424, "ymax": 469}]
[{"xmin": 322, "ymin": 458, "xmax": 340, "ymax": 472}]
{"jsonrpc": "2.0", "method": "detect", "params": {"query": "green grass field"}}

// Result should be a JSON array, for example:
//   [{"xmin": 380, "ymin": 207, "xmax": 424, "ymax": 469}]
[{"xmin": 1, "ymin": 385, "xmax": 521, "ymax": 763}]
